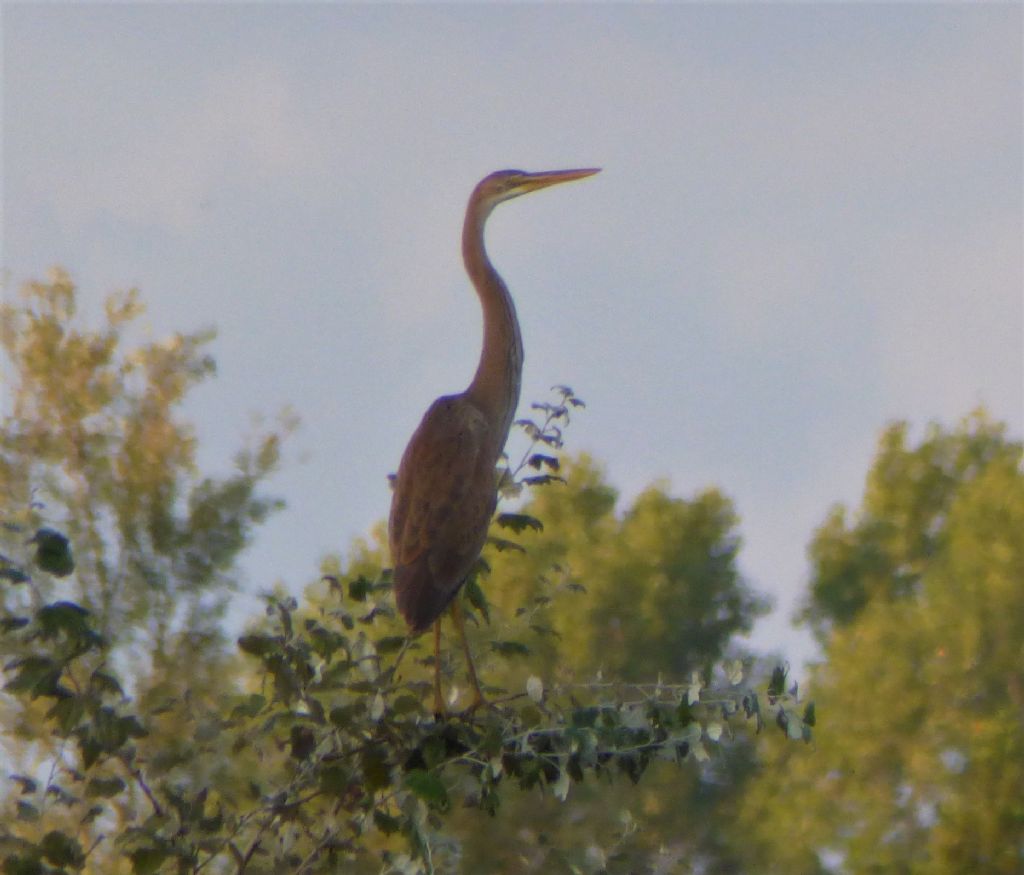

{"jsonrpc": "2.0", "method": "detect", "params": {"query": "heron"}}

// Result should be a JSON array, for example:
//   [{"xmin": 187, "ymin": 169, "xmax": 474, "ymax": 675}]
[{"xmin": 388, "ymin": 167, "xmax": 599, "ymax": 714}]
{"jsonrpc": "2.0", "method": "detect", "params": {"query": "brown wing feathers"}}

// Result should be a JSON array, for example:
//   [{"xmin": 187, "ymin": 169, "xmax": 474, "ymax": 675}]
[{"xmin": 389, "ymin": 396, "xmax": 494, "ymax": 632}]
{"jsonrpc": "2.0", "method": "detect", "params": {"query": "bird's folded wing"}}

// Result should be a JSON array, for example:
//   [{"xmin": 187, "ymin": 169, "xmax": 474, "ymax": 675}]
[{"xmin": 389, "ymin": 396, "xmax": 496, "ymax": 628}]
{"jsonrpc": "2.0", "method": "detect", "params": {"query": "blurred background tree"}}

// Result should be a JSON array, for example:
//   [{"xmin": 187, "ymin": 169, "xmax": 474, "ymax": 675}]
[
  {"xmin": 1, "ymin": 269, "xmax": 291, "ymax": 655},
  {"xmin": 453, "ymin": 456, "xmax": 770, "ymax": 873},
  {"xmin": 1, "ymin": 270, "xmax": 293, "ymax": 869},
  {"xmin": 799, "ymin": 413, "xmax": 1018, "ymax": 637},
  {"xmin": 733, "ymin": 415, "xmax": 1024, "ymax": 874}
]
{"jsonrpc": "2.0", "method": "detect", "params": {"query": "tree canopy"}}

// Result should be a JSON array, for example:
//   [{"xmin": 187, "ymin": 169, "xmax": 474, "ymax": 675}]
[
  {"xmin": 735, "ymin": 414, "xmax": 1024, "ymax": 874},
  {"xmin": 5, "ymin": 270, "xmax": 1020, "ymax": 874}
]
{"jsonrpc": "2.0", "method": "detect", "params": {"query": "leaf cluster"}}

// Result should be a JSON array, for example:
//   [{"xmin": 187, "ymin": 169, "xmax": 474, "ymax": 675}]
[
  {"xmin": 0, "ymin": 276, "xmax": 815, "ymax": 873},
  {"xmin": 734, "ymin": 413, "xmax": 1024, "ymax": 874},
  {"xmin": 2, "ymin": 561, "xmax": 812, "ymax": 874}
]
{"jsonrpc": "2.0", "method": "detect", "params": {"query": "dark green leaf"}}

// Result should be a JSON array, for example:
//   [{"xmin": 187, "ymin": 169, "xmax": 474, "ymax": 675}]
[
  {"xmin": 486, "ymin": 536, "xmax": 526, "ymax": 553},
  {"xmin": 120, "ymin": 715, "xmax": 148, "ymax": 739},
  {"xmin": 81, "ymin": 804, "xmax": 104, "ymax": 825},
  {"xmin": 46, "ymin": 783, "xmax": 79, "ymax": 807},
  {"xmin": 2, "ymin": 855, "xmax": 44, "ymax": 875},
  {"xmin": 85, "ymin": 776, "xmax": 126, "ymax": 798},
  {"xmin": 148, "ymin": 698, "xmax": 177, "ymax": 716},
  {"xmin": 495, "ymin": 513, "xmax": 543, "ymax": 534},
  {"xmin": 274, "ymin": 599, "xmax": 293, "ymax": 637},
  {"xmin": 775, "ymin": 709, "xmax": 789, "ymax": 735},
  {"xmin": 1, "ymin": 616, "xmax": 30, "ymax": 632},
  {"xmin": 803, "ymin": 701, "xmax": 816, "ymax": 727},
  {"xmin": 617, "ymin": 753, "xmax": 646, "ymax": 785},
  {"xmin": 47, "ymin": 696, "xmax": 86, "ymax": 735},
  {"xmin": 15, "ymin": 799, "xmax": 39, "ymax": 822},
  {"xmin": 514, "ymin": 418, "xmax": 540, "ymax": 436},
  {"xmin": 45, "ymin": 782, "xmax": 79, "ymax": 807},
  {"xmin": 230, "ymin": 693, "xmax": 266, "ymax": 719},
  {"xmin": 478, "ymin": 722, "xmax": 504, "ymax": 758},
  {"xmin": 490, "ymin": 640, "xmax": 530, "ymax": 657},
  {"xmin": 0, "ymin": 566, "xmax": 30, "ymax": 585},
  {"xmin": 199, "ymin": 812, "xmax": 224, "ymax": 833},
  {"xmin": 391, "ymin": 694, "xmax": 422, "ymax": 715},
  {"xmin": 270, "ymin": 659, "xmax": 299, "ymax": 703},
  {"xmin": 375, "ymin": 635, "xmax": 406, "ymax": 654},
  {"xmin": 463, "ymin": 577, "xmax": 490, "ymax": 624},
  {"xmin": 403, "ymin": 769, "xmax": 449, "ymax": 811},
  {"xmin": 768, "ymin": 665, "xmax": 787, "ymax": 699},
  {"xmin": 130, "ymin": 847, "xmax": 170, "ymax": 875},
  {"xmin": 420, "ymin": 733, "xmax": 448, "ymax": 769},
  {"xmin": 319, "ymin": 764, "xmax": 351, "ymax": 798},
  {"xmin": 361, "ymin": 746, "xmax": 390, "ymax": 792},
  {"xmin": 290, "ymin": 725, "xmax": 316, "ymax": 761},
  {"xmin": 31, "ymin": 529, "xmax": 74, "ymax": 577},
  {"xmin": 39, "ymin": 831, "xmax": 84, "ymax": 867},
  {"xmin": 571, "ymin": 707, "xmax": 599, "ymax": 729},
  {"xmin": 9, "ymin": 774, "xmax": 37, "ymax": 795},
  {"xmin": 36, "ymin": 601, "xmax": 91, "ymax": 637},
  {"xmin": 308, "ymin": 626, "xmax": 347, "ymax": 660},
  {"xmin": 90, "ymin": 670, "xmax": 123, "ymax": 697},
  {"xmin": 348, "ymin": 576, "xmax": 373, "ymax": 602},
  {"xmin": 317, "ymin": 663, "xmax": 354, "ymax": 692},
  {"xmin": 329, "ymin": 703, "xmax": 362, "ymax": 727},
  {"xmin": 527, "ymin": 454, "xmax": 560, "ymax": 472},
  {"xmin": 373, "ymin": 808, "xmax": 402, "ymax": 835},
  {"xmin": 78, "ymin": 737, "xmax": 102, "ymax": 770},
  {"xmin": 5, "ymin": 656, "xmax": 61, "ymax": 698},
  {"xmin": 237, "ymin": 633, "xmax": 281, "ymax": 658},
  {"xmin": 346, "ymin": 680, "xmax": 377, "ymax": 694},
  {"xmin": 90, "ymin": 707, "xmax": 122, "ymax": 748},
  {"xmin": 522, "ymin": 475, "xmax": 566, "ymax": 487}
]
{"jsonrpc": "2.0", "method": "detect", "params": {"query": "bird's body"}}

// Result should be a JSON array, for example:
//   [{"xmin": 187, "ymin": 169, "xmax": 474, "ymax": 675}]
[
  {"xmin": 390, "ymin": 393, "xmax": 499, "ymax": 631},
  {"xmin": 388, "ymin": 167, "xmax": 599, "ymax": 710}
]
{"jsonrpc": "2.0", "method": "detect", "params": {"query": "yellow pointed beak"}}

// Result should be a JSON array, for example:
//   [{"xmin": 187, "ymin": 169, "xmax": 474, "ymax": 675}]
[{"xmin": 515, "ymin": 167, "xmax": 601, "ymax": 194}]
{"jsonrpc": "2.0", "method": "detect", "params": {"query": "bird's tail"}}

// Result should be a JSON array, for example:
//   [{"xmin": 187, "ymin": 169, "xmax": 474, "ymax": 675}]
[{"xmin": 393, "ymin": 560, "xmax": 457, "ymax": 634}]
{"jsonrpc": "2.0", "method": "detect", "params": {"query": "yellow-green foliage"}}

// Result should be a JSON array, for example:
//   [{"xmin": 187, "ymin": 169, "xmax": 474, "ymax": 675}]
[{"xmin": 736, "ymin": 417, "xmax": 1024, "ymax": 874}]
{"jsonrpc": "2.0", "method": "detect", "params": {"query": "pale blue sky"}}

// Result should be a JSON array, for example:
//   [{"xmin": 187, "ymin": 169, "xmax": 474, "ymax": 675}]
[{"xmin": 3, "ymin": 2, "xmax": 1021, "ymax": 671}]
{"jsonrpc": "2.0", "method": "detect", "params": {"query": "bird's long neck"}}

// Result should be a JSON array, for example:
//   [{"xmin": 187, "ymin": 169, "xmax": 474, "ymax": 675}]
[{"xmin": 463, "ymin": 199, "xmax": 523, "ymax": 448}]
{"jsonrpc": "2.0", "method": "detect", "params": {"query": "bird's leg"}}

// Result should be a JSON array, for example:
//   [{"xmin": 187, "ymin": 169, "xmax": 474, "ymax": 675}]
[
  {"xmin": 432, "ymin": 619, "xmax": 445, "ymax": 717},
  {"xmin": 450, "ymin": 598, "xmax": 485, "ymax": 711}
]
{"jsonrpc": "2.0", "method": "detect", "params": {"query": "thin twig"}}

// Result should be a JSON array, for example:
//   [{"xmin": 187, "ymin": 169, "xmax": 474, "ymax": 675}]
[
  {"xmin": 294, "ymin": 827, "xmax": 339, "ymax": 875},
  {"xmin": 120, "ymin": 756, "xmax": 163, "ymax": 817}
]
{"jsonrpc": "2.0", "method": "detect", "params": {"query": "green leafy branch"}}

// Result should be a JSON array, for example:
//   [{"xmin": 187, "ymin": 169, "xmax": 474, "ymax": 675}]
[
  {"xmin": 500, "ymin": 384, "xmax": 584, "ymax": 499},
  {"xmin": 2, "ymin": 566, "xmax": 813, "ymax": 875}
]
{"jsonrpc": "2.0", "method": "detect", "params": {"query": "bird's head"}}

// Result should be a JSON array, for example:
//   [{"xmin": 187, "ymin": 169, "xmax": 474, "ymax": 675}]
[{"xmin": 472, "ymin": 167, "xmax": 600, "ymax": 214}]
